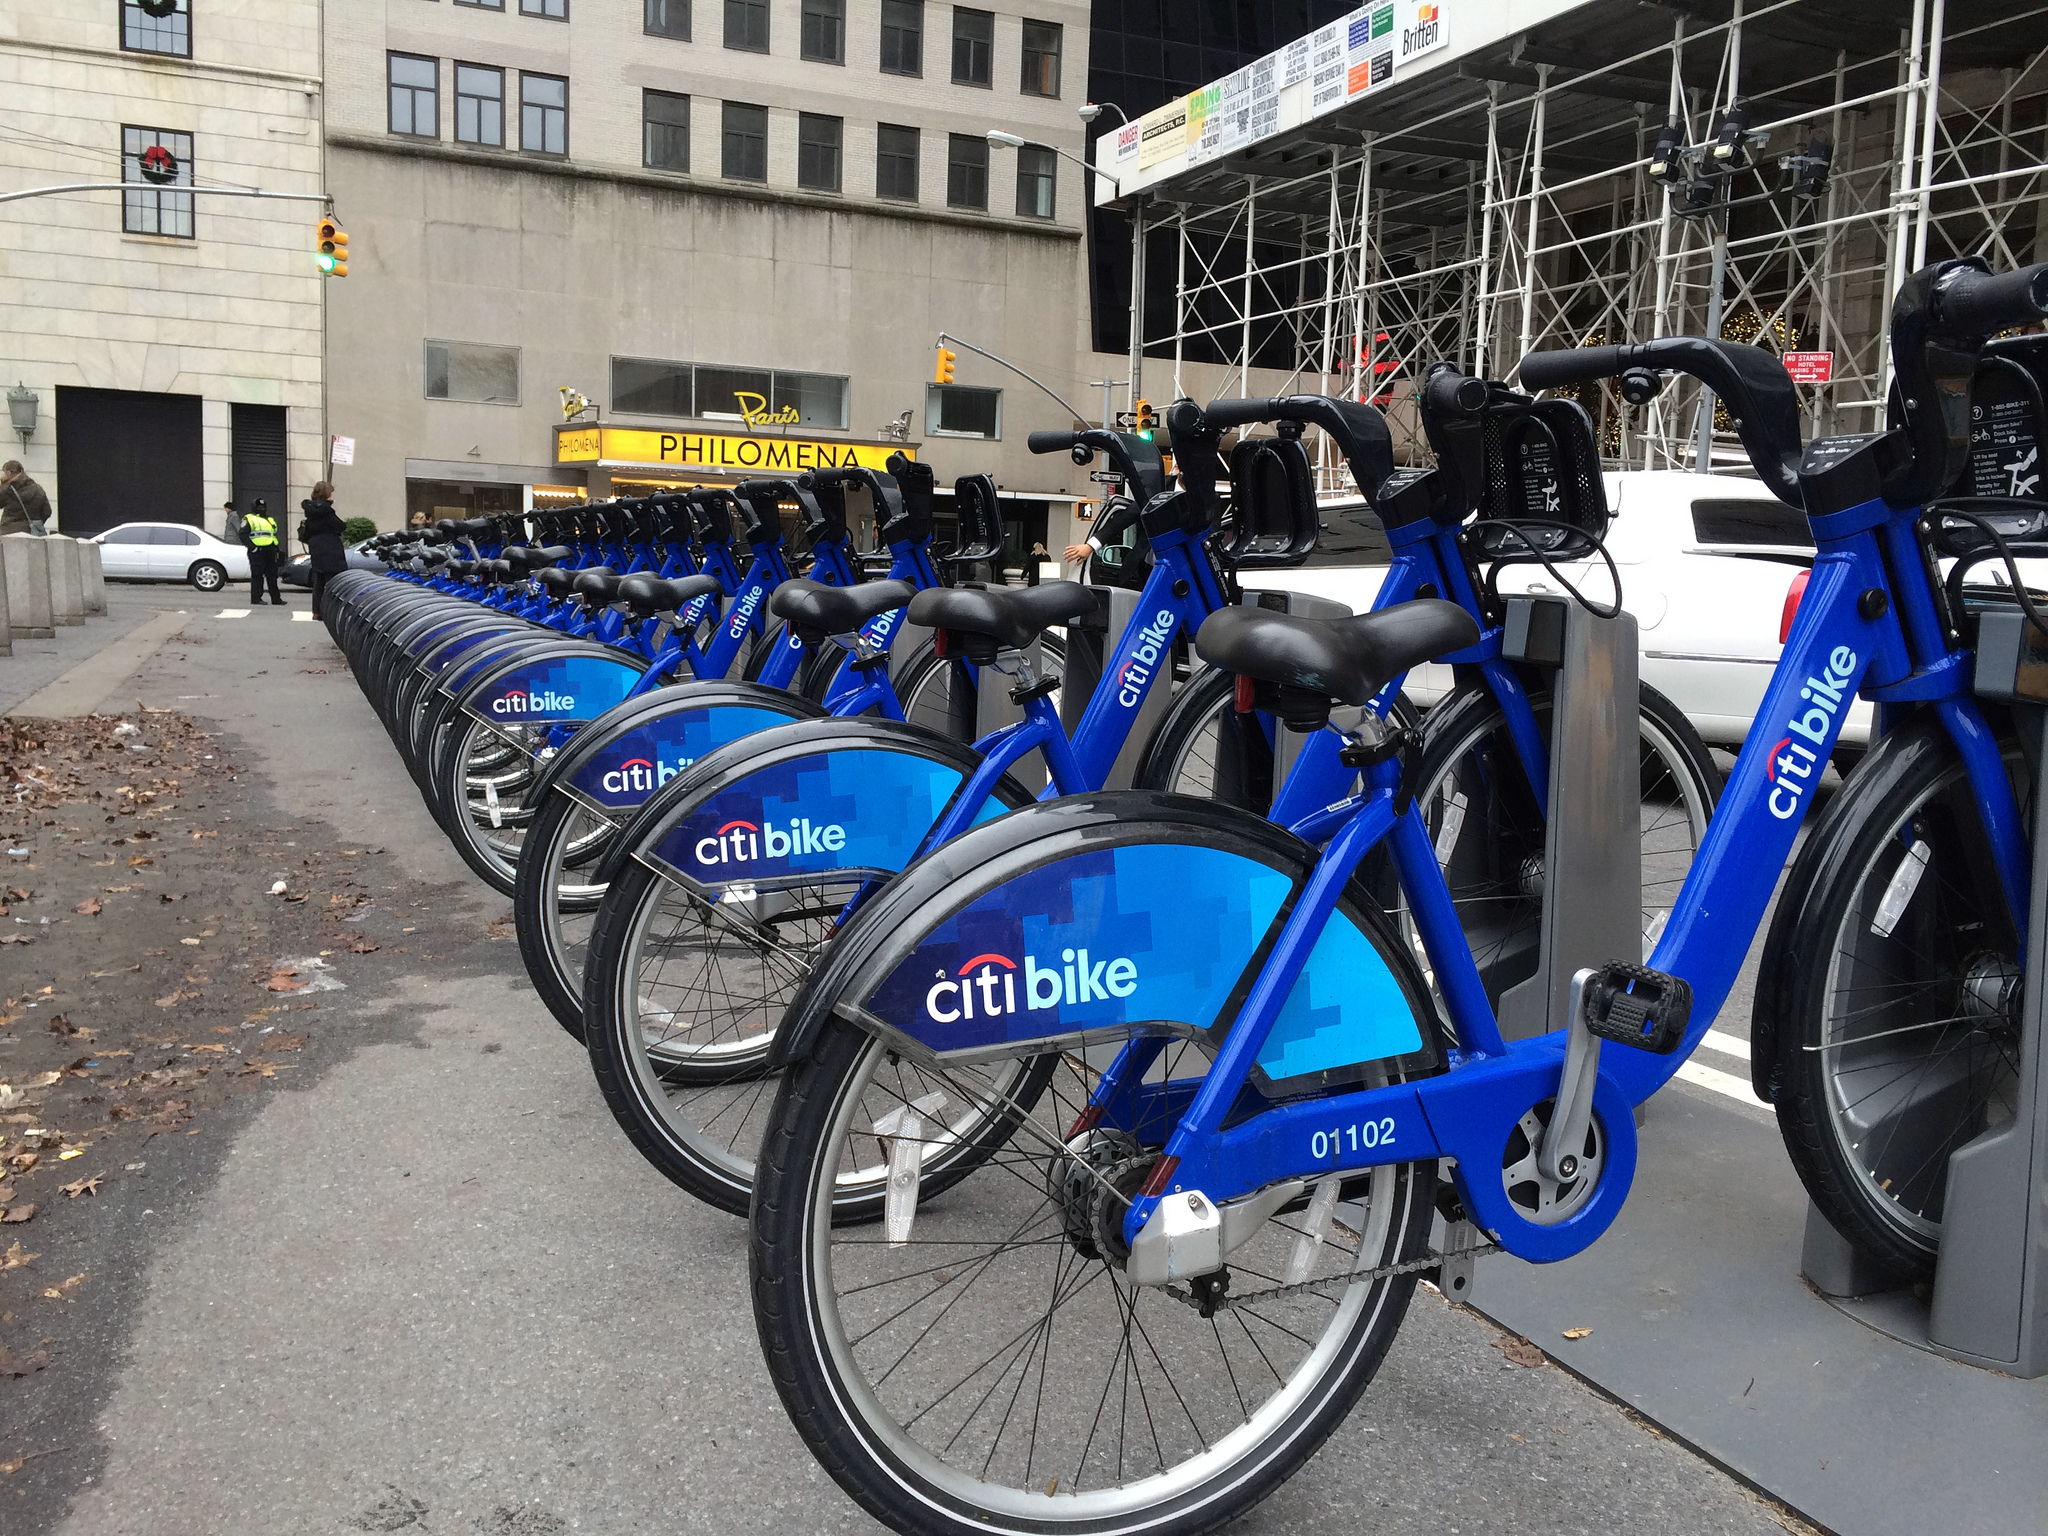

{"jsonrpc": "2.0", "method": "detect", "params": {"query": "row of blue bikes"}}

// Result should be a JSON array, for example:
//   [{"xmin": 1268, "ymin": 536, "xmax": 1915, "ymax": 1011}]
[{"xmin": 325, "ymin": 257, "xmax": 2048, "ymax": 1535}]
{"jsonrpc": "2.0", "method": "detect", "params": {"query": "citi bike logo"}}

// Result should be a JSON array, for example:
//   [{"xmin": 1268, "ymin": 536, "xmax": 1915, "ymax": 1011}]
[
  {"xmin": 925, "ymin": 948, "xmax": 1139, "ymax": 1025},
  {"xmin": 491, "ymin": 687, "xmax": 576, "ymax": 716},
  {"xmin": 1766, "ymin": 645, "xmax": 1858, "ymax": 820},
  {"xmin": 1117, "ymin": 611, "xmax": 1178, "ymax": 708},
  {"xmin": 726, "ymin": 586, "xmax": 765, "ymax": 640},
  {"xmin": 692, "ymin": 815, "xmax": 846, "ymax": 866},
  {"xmin": 599, "ymin": 756, "xmax": 689, "ymax": 795}
]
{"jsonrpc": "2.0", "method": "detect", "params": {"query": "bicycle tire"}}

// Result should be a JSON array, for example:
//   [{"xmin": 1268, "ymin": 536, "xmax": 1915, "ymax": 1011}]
[{"xmin": 1757, "ymin": 712, "xmax": 2027, "ymax": 1281}]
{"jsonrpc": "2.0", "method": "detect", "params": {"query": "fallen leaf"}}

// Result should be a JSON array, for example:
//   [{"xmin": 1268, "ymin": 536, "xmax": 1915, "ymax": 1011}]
[
  {"xmin": 0, "ymin": 1346, "xmax": 51, "ymax": 1378},
  {"xmin": 127, "ymin": 856, "xmax": 153, "ymax": 868},
  {"xmin": 487, "ymin": 917, "xmax": 515, "ymax": 939},
  {"xmin": 47, "ymin": 1014, "xmax": 81, "ymax": 1036},
  {"xmin": 184, "ymin": 1043, "xmax": 227, "ymax": 1054},
  {"xmin": 1494, "ymin": 1336, "xmax": 1545, "ymax": 1368},
  {"xmin": 72, "ymin": 898, "xmax": 101, "ymax": 916},
  {"xmin": 25, "ymin": 1071, "xmax": 60, "ymax": 1089},
  {"xmin": 347, "ymin": 937, "xmax": 379, "ymax": 953},
  {"xmin": 179, "ymin": 937, "xmax": 201, "ymax": 947},
  {"xmin": 1561, "ymin": 1326, "xmax": 1593, "ymax": 1341},
  {"xmin": 266, "ymin": 969, "xmax": 308, "ymax": 993},
  {"xmin": 4, "ymin": 888, "xmax": 29, "ymax": 903},
  {"xmin": 58, "ymin": 1178, "xmax": 100, "ymax": 1199},
  {"xmin": 259, "ymin": 1033, "xmax": 307, "ymax": 1053},
  {"xmin": 0, "ymin": 1239, "xmax": 37, "ymax": 1270},
  {"xmin": 1, "ymin": 1205, "xmax": 35, "ymax": 1224}
]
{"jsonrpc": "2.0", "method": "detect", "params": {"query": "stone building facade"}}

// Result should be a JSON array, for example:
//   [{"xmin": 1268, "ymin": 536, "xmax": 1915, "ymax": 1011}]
[
  {"xmin": 0, "ymin": 1, "xmax": 326, "ymax": 538},
  {"xmin": 323, "ymin": 0, "xmax": 1100, "ymax": 561}
]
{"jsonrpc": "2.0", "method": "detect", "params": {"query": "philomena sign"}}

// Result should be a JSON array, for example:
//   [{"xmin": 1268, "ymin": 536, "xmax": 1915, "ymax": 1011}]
[{"xmin": 555, "ymin": 424, "xmax": 913, "ymax": 474}]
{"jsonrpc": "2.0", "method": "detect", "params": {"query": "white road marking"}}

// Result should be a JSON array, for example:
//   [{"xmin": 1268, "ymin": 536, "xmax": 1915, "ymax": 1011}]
[
  {"xmin": 216, "ymin": 609, "xmax": 250, "ymax": 619},
  {"xmin": 1701, "ymin": 1028, "xmax": 1751, "ymax": 1061},
  {"xmin": 1673, "ymin": 1057, "xmax": 1768, "ymax": 1113},
  {"xmin": 291, "ymin": 610, "xmax": 315, "ymax": 622}
]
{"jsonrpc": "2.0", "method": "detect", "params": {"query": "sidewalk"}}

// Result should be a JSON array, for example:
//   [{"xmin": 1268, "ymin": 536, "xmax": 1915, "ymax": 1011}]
[{"xmin": 1, "ymin": 586, "xmax": 190, "ymax": 717}]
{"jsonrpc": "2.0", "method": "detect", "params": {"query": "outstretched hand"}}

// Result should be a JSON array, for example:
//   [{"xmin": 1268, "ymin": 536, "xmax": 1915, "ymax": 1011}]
[{"xmin": 1062, "ymin": 543, "xmax": 1091, "ymax": 565}]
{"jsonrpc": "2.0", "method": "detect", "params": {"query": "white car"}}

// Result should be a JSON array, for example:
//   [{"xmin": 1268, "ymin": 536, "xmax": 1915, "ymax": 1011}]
[
  {"xmin": 93, "ymin": 522, "xmax": 251, "ymax": 593},
  {"xmin": 1248, "ymin": 469, "xmax": 1869, "ymax": 750}
]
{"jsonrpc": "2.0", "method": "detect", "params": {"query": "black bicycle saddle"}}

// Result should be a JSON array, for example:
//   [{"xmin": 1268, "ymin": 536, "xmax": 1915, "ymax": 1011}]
[
  {"xmin": 1196, "ymin": 601, "xmax": 1478, "ymax": 713},
  {"xmin": 770, "ymin": 578, "xmax": 918, "ymax": 640}
]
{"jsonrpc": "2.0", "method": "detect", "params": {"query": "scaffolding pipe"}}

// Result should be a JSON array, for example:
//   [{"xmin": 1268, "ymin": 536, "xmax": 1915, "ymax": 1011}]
[
  {"xmin": 1473, "ymin": 88, "xmax": 1500, "ymax": 375},
  {"xmin": 1913, "ymin": 0, "xmax": 1947, "ymax": 268},
  {"xmin": 1515, "ymin": 66, "xmax": 1552, "ymax": 380},
  {"xmin": 1128, "ymin": 199, "xmax": 1148, "ymax": 409}
]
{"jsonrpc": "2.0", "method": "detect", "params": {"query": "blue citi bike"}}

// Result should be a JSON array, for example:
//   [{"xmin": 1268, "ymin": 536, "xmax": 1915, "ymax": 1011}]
[
  {"xmin": 740, "ymin": 256, "xmax": 2048, "ymax": 1536},
  {"xmin": 575, "ymin": 385, "xmax": 1718, "ymax": 1215}
]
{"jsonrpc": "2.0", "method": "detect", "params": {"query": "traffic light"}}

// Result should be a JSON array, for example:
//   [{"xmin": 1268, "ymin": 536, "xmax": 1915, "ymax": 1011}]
[
  {"xmin": 934, "ymin": 345, "xmax": 957, "ymax": 385},
  {"xmin": 1133, "ymin": 399, "xmax": 1156, "ymax": 440},
  {"xmin": 316, "ymin": 215, "xmax": 349, "ymax": 276}
]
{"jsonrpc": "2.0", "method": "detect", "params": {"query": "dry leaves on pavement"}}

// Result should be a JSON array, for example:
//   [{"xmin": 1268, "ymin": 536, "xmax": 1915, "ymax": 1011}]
[{"xmin": 1494, "ymin": 1335, "xmax": 1547, "ymax": 1368}]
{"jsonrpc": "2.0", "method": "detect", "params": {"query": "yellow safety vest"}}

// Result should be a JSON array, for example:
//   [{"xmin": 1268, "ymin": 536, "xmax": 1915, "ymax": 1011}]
[{"xmin": 246, "ymin": 514, "xmax": 278, "ymax": 548}]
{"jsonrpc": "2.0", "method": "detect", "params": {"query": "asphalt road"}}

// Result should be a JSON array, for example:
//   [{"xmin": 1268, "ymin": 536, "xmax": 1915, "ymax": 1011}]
[{"xmin": 5, "ymin": 583, "xmax": 1802, "ymax": 1536}]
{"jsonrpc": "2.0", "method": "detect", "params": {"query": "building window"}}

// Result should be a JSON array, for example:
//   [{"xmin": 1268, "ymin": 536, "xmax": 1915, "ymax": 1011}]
[
  {"xmin": 952, "ymin": 7, "xmax": 992, "ymax": 86},
  {"xmin": 425, "ymin": 341, "xmax": 520, "ymax": 405},
  {"xmin": 773, "ymin": 371, "xmax": 849, "ymax": 429},
  {"xmin": 880, "ymin": 0, "xmax": 922, "ymax": 76},
  {"xmin": 455, "ymin": 0, "xmax": 505, "ymax": 9},
  {"xmin": 521, "ymin": 0, "xmax": 568, "ymax": 16},
  {"xmin": 800, "ymin": 0, "xmax": 843, "ymax": 63},
  {"xmin": 388, "ymin": 54, "xmax": 439, "ymax": 138},
  {"xmin": 927, "ymin": 384, "xmax": 1000, "ymax": 439},
  {"xmin": 645, "ymin": 0, "xmax": 689, "ymax": 38},
  {"xmin": 643, "ymin": 90, "xmax": 689, "ymax": 171},
  {"xmin": 455, "ymin": 64, "xmax": 505, "ymax": 147},
  {"xmin": 721, "ymin": 101, "xmax": 768, "ymax": 181},
  {"xmin": 876, "ymin": 123, "xmax": 919, "ymax": 201},
  {"xmin": 121, "ymin": 0, "xmax": 190, "ymax": 56},
  {"xmin": 121, "ymin": 125, "xmax": 194, "ymax": 238},
  {"xmin": 1016, "ymin": 143, "xmax": 1055, "ymax": 218},
  {"xmin": 521, "ymin": 73, "xmax": 568, "ymax": 156},
  {"xmin": 724, "ymin": 0, "xmax": 768, "ymax": 51},
  {"xmin": 613, "ymin": 357, "xmax": 694, "ymax": 417},
  {"xmin": 797, "ymin": 113, "xmax": 842, "ymax": 192},
  {"xmin": 946, "ymin": 132, "xmax": 987, "ymax": 210},
  {"xmin": 612, "ymin": 359, "xmax": 851, "ymax": 428},
  {"xmin": 1020, "ymin": 19, "xmax": 1060, "ymax": 96}
]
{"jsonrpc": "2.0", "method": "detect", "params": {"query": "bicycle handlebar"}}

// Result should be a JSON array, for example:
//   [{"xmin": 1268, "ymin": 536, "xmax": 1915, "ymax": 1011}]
[
  {"xmin": 1934, "ymin": 261, "xmax": 2048, "ymax": 335},
  {"xmin": 1168, "ymin": 395, "xmax": 1395, "ymax": 511},
  {"xmin": 1518, "ymin": 336, "xmax": 1804, "ymax": 505},
  {"xmin": 1026, "ymin": 428, "xmax": 1167, "ymax": 504}
]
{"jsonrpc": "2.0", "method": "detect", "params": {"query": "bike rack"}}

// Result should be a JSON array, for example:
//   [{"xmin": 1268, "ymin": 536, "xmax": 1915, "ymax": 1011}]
[
  {"xmin": 1804, "ymin": 607, "xmax": 2048, "ymax": 1376},
  {"xmin": 1058, "ymin": 585, "xmax": 1174, "ymax": 791},
  {"xmin": 1495, "ymin": 594, "xmax": 1643, "ymax": 1042}
]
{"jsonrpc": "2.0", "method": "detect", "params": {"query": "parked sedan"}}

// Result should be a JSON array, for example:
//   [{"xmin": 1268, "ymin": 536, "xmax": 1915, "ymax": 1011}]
[
  {"xmin": 93, "ymin": 522, "xmax": 251, "ymax": 593},
  {"xmin": 280, "ymin": 541, "xmax": 389, "ymax": 588},
  {"xmin": 1248, "ymin": 469, "xmax": 1867, "ymax": 749}
]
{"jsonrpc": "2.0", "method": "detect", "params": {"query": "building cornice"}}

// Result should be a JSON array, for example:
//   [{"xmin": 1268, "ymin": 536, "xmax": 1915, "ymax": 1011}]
[
  {"xmin": 325, "ymin": 132, "xmax": 1083, "ymax": 242},
  {"xmin": 0, "ymin": 36, "xmax": 320, "ymax": 90}
]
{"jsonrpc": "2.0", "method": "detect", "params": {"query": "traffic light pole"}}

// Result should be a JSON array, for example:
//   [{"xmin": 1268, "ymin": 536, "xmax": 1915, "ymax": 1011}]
[
  {"xmin": 0, "ymin": 182, "xmax": 331, "ymax": 207},
  {"xmin": 934, "ymin": 332, "xmax": 1092, "ymax": 429}
]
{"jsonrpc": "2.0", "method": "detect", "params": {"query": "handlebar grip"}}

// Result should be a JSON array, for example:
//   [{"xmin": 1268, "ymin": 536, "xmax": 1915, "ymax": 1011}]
[
  {"xmin": 1517, "ymin": 345, "xmax": 1627, "ymax": 390},
  {"xmin": 1938, "ymin": 262, "xmax": 2048, "ymax": 335},
  {"xmin": 1028, "ymin": 431, "xmax": 1081, "ymax": 454},
  {"xmin": 1422, "ymin": 370, "xmax": 1488, "ymax": 416},
  {"xmin": 1201, "ymin": 397, "xmax": 1285, "ymax": 431}
]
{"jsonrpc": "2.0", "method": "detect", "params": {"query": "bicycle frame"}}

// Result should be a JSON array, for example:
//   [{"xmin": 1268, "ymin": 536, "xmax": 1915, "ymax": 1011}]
[{"xmin": 1094, "ymin": 486, "xmax": 2029, "ymax": 1268}]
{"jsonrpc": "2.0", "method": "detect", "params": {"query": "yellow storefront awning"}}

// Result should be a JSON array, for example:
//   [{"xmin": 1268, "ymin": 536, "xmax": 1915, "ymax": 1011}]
[{"xmin": 556, "ymin": 424, "xmax": 915, "ymax": 477}]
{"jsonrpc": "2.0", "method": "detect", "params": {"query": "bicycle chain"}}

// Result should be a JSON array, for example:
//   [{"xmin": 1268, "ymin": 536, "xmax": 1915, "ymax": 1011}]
[{"xmin": 1159, "ymin": 1242, "xmax": 1501, "ymax": 1315}]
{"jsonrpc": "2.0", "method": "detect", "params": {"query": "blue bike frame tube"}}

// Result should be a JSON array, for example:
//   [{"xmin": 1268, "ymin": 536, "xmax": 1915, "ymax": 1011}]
[{"xmin": 697, "ymin": 546, "xmax": 792, "ymax": 678}]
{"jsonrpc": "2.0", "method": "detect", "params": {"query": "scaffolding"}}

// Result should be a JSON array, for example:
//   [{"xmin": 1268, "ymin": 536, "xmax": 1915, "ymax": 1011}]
[{"xmin": 1117, "ymin": 0, "xmax": 2048, "ymax": 492}]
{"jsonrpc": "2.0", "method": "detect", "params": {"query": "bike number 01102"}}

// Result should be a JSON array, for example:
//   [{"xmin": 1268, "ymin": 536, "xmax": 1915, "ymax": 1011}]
[{"xmin": 1311, "ymin": 1117, "xmax": 1398, "ymax": 1163}]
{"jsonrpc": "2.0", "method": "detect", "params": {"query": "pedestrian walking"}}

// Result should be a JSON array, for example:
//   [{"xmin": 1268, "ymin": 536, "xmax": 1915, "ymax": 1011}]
[
  {"xmin": 221, "ymin": 497, "xmax": 244, "ymax": 543},
  {"xmin": 243, "ymin": 497, "xmax": 285, "ymax": 605},
  {"xmin": 0, "ymin": 461, "xmax": 52, "ymax": 536},
  {"xmin": 299, "ymin": 481, "xmax": 347, "ymax": 620}
]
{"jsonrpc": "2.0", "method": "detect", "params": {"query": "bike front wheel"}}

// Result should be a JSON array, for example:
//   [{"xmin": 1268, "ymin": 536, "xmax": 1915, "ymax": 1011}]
[{"xmin": 1761, "ymin": 716, "xmax": 2026, "ymax": 1279}]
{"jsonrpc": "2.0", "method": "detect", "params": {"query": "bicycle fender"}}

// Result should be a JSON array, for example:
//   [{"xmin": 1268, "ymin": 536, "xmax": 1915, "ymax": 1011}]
[
  {"xmin": 1749, "ymin": 708, "xmax": 1962, "ymax": 1103},
  {"xmin": 528, "ymin": 681, "xmax": 822, "ymax": 818},
  {"xmin": 609, "ymin": 718, "xmax": 1033, "ymax": 893},
  {"xmin": 764, "ymin": 791, "xmax": 1325, "ymax": 1070},
  {"xmin": 454, "ymin": 643, "xmax": 647, "ymax": 734}
]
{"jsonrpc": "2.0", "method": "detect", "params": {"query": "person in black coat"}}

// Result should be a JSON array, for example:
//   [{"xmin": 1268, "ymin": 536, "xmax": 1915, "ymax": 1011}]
[{"xmin": 299, "ymin": 480, "xmax": 348, "ymax": 620}]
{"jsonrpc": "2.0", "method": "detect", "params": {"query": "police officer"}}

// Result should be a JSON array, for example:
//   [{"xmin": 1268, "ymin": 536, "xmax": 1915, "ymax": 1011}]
[{"xmin": 244, "ymin": 497, "xmax": 285, "ymax": 606}]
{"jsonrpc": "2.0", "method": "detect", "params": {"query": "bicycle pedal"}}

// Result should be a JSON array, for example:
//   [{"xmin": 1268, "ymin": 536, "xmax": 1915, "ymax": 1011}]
[{"xmin": 1579, "ymin": 962, "xmax": 1690, "ymax": 1054}]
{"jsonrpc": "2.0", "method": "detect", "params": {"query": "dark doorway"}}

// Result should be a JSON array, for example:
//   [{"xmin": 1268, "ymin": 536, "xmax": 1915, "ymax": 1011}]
[
  {"xmin": 231, "ymin": 403, "xmax": 290, "ymax": 525},
  {"xmin": 53, "ymin": 386, "xmax": 203, "ymax": 536}
]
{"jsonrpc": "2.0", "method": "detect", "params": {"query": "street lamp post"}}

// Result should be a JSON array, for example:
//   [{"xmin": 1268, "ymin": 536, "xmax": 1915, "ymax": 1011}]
[{"xmin": 986, "ymin": 127, "xmax": 1145, "ymax": 419}]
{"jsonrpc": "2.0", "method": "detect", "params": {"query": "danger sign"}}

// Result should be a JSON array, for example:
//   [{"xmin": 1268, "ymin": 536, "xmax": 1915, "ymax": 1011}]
[{"xmin": 1783, "ymin": 351, "xmax": 1834, "ymax": 383}]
